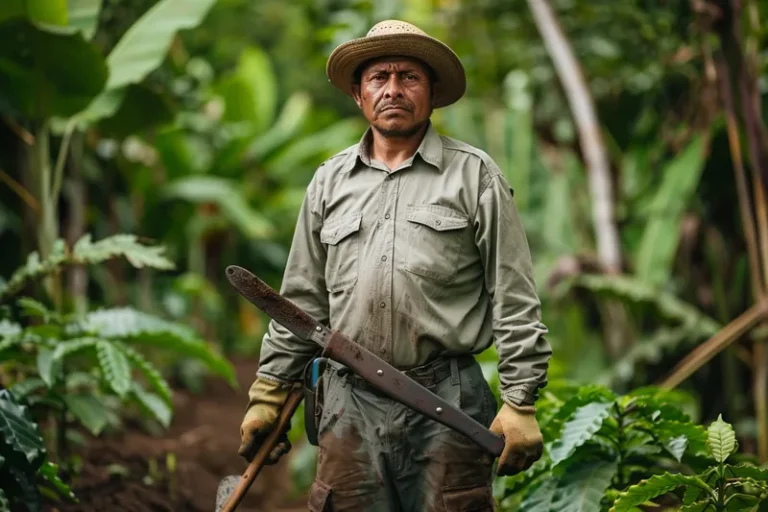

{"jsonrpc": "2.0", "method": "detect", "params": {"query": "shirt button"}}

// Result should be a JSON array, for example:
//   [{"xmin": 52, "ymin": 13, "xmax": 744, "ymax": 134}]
[
  {"xmin": 385, "ymin": 213, "xmax": 391, "ymax": 219},
  {"xmin": 380, "ymin": 348, "xmax": 386, "ymax": 355},
  {"xmin": 380, "ymin": 302, "xmax": 386, "ymax": 308},
  {"xmin": 381, "ymin": 255, "xmax": 387, "ymax": 261}
]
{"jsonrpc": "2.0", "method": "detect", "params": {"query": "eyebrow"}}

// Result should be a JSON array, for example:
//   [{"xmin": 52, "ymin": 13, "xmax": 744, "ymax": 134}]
[{"xmin": 368, "ymin": 67, "xmax": 423, "ymax": 75}]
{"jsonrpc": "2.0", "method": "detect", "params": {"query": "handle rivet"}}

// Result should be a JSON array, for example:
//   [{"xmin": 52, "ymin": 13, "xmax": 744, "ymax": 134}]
[
  {"xmin": 436, "ymin": 407, "xmax": 443, "ymax": 414},
  {"xmin": 377, "ymin": 370, "xmax": 384, "ymax": 376},
  {"xmin": 316, "ymin": 326, "xmax": 322, "ymax": 331}
]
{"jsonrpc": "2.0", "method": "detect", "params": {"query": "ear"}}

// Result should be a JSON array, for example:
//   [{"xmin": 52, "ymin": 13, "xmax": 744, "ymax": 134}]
[{"xmin": 350, "ymin": 84, "xmax": 363, "ymax": 109}]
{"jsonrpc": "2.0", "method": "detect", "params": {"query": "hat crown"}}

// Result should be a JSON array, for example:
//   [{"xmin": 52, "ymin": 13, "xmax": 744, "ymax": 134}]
[{"xmin": 366, "ymin": 20, "xmax": 427, "ymax": 37}]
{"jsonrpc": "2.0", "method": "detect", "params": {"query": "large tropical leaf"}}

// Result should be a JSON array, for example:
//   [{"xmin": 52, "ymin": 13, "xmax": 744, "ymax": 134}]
[
  {"xmin": 634, "ymin": 135, "xmax": 708, "ymax": 285},
  {"xmin": 550, "ymin": 459, "xmax": 618, "ymax": 512},
  {"xmin": 72, "ymin": 233, "xmax": 175, "ymax": 270},
  {"xmin": 162, "ymin": 176, "xmax": 274, "ymax": 239},
  {"xmin": 610, "ymin": 473, "xmax": 711, "ymax": 512},
  {"xmin": 548, "ymin": 401, "xmax": 613, "ymax": 466},
  {"xmin": 0, "ymin": 18, "xmax": 107, "ymax": 120},
  {"xmin": 105, "ymin": 0, "xmax": 217, "ymax": 90},
  {"xmin": 74, "ymin": 307, "xmax": 236, "ymax": 386},
  {"xmin": 67, "ymin": 0, "xmax": 102, "ymax": 40},
  {"xmin": 75, "ymin": 0, "xmax": 217, "ymax": 123},
  {"xmin": 707, "ymin": 415, "xmax": 736, "ymax": 463},
  {"xmin": 218, "ymin": 46, "xmax": 277, "ymax": 134},
  {"xmin": 0, "ymin": 390, "xmax": 45, "ymax": 468},
  {"xmin": 96, "ymin": 341, "xmax": 131, "ymax": 398}
]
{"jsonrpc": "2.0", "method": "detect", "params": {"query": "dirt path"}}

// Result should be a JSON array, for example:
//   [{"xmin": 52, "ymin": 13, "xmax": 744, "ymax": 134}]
[{"xmin": 46, "ymin": 358, "xmax": 308, "ymax": 511}]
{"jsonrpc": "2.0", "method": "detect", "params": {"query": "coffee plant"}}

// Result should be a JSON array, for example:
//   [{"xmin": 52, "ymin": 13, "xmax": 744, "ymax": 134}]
[
  {"xmin": 0, "ymin": 233, "xmax": 236, "ymax": 510},
  {"xmin": 496, "ymin": 382, "xmax": 767, "ymax": 511}
]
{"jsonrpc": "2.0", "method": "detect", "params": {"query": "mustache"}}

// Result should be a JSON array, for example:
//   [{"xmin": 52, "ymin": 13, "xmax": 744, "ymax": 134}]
[{"xmin": 377, "ymin": 101, "xmax": 413, "ymax": 113}]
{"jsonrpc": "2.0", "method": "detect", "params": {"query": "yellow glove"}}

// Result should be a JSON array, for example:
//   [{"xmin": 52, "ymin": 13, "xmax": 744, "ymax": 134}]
[
  {"xmin": 238, "ymin": 376, "xmax": 294, "ymax": 463},
  {"xmin": 489, "ymin": 402, "xmax": 544, "ymax": 476}
]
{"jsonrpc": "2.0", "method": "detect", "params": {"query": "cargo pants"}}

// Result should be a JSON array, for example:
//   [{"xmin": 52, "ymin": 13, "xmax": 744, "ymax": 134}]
[{"xmin": 307, "ymin": 355, "xmax": 498, "ymax": 512}]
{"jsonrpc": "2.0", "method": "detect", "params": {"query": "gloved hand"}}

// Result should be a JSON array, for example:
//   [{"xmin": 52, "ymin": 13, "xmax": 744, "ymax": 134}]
[
  {"xmin": 238, "ymin": 376, "xmax": 294, "ymax": 464},
  {"xmin": 489, "ymin": 402, "xmax": 544, "ymax": 476}
]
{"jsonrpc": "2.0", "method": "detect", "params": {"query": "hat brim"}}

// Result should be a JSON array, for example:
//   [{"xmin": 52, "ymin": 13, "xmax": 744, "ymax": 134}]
[{"xmin": 326, "ymin": 33, "xmax": 466, "ymax": 109}]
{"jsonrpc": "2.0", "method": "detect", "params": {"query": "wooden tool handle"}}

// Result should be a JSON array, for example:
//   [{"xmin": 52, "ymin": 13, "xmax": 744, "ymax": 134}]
[{"xmin": 220, "ymin": 386, "xmax": 305, "ymax": 512}]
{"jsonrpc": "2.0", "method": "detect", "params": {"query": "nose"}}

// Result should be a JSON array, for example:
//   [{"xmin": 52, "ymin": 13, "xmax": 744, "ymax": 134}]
[{"xmin": 383, "ymin": 74, "xmax": 404, "ymax": 99}]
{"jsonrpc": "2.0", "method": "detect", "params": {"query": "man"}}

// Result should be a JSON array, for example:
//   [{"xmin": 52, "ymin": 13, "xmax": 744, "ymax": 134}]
[{"xmin": 238, "ymin": 20, "xmax": 552, "ymax": 511}]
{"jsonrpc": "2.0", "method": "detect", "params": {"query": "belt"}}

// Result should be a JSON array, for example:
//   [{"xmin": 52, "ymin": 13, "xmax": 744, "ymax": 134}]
[{"xmin": 325, "ymin": 354, "xmax": 477, "ymax": 394}]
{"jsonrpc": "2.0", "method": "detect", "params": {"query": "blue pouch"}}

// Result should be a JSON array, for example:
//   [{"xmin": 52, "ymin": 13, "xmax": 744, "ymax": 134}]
[{"xmin": 303, "ymin": 357, "xmax": 327, "ymax": 446}]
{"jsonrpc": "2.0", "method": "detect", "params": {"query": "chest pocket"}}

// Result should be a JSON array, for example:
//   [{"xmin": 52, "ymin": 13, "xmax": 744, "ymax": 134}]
[
  {"xmin": 320, "ymin": 212, "xmax": 362, "ymax": 292},
  {"xmin": 404, "ymin": 204, "xmax": 468, "ymax": 282}
]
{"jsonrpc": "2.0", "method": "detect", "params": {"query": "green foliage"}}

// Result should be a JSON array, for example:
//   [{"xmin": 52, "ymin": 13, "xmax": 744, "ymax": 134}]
[
  {"xmin": 501, "ymin": 387, "xmax": 768, "ymax": 511},
  {"xmin": 500, "ymin": 384, "xmax": 704, "ymax": 511},
  {"xmin": 0, "ymin": 18, "xmax": 108, "ymax": 119},
  {"xmin": 610, "ymin": 416, "xmax": 768, "ymax": 511},
  {"xmin": 0, "ymin": 390, "xmax": 76, "ymax": 510},
  {"xmin": 634, "ymin": 135, "xmax": 709, "ymax": 286},
  {"xmin": 0, "ymin": 234, "xmax": 174, "ymax": 303},
  {"xmin": 0, "ymin": 232, "xmax": 236, "ymax": 504}
]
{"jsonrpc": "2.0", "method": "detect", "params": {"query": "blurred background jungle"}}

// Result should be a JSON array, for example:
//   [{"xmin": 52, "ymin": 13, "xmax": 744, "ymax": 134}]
[{"xmin": 2, "ymin": 0, "xmax": 768, "ymax": 510}]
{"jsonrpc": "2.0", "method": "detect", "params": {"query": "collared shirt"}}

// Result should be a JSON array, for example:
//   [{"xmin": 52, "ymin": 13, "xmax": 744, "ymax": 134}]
[{"xmin": 256, "ymin": 122, "xmax": 551, "ymax": 406}]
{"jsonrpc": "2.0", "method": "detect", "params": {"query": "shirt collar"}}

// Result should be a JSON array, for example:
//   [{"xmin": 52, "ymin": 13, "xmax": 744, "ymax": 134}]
[{"xmin": 340, "ymin": 121, "xmax": 444, "ymax": 174}]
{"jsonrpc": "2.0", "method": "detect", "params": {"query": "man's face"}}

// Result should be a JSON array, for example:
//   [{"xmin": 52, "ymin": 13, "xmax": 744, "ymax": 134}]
[{"xmin": 351, "ymin": 57, "xmax": 433, "ymax": 138}]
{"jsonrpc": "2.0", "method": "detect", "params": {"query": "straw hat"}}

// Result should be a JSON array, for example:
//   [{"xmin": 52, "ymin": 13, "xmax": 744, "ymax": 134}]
[{"xmin": 326, "ymin": 20, "xmax": 466, "ymax": 108}]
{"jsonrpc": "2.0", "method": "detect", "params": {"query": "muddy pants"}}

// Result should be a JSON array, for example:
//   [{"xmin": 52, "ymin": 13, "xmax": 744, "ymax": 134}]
[{"xmin": 307, "ymin": 355, "xmax": 498, "ymax": 512}]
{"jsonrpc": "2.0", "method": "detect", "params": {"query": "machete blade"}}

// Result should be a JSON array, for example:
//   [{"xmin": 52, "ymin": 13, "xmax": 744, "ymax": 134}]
[{"xmin": 225, "ymin": 265, "xmax": 326, "ymax": 346}]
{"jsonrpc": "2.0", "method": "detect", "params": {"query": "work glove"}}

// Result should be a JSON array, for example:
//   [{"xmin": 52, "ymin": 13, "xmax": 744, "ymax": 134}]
[
  {"xmin": 238, "ymin": 376, "xmax": 293, "ymax": 464},
  {"xmin": 489, "ymin": 402, "xmax": 544, "ymax": 476}
]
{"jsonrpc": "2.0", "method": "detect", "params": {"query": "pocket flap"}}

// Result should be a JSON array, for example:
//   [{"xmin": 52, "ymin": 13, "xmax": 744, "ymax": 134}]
[
  {"xmin": 442, "ymin": 483, "xmax": 494, "ymax": 511},
  {"xmin": 407, "ymin": 205, "xmax": 468, "ymax": 231},
  {"xmin": 320, "ymin": 213, "xmax": 362, "ymax": 245},
  {"xmin": 308, "ymin": 479, "xmax": 332, "ymax": 512}
]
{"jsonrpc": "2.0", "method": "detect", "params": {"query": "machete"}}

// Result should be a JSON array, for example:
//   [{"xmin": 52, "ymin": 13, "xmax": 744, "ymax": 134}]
[{"xmin": 225, "ymin": 264, "xmax": 504, "ymax": 457}]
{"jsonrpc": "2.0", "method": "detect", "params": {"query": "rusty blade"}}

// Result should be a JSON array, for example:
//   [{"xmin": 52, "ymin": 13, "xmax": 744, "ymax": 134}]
[{"xmin": 225, "ymin": 265, "xmax": 326, "ymax": 346}]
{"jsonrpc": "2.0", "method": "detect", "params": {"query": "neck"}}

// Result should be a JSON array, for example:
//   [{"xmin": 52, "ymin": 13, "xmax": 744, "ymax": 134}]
[{"xmin": 369, "ymin": 122, "xmax": 429, "ymax": 171}]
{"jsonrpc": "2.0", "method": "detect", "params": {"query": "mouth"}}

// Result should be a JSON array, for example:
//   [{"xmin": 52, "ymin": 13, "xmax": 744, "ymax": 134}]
[{"xmin": 381, "ymin": 105, "xmax": 409, "ymax": 113}]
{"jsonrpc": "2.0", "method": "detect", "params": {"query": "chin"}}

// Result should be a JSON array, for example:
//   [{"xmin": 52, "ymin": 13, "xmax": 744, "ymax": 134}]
[{"xmin": 373, "ymin": 119, "xmax": 424, "ymax": 138}]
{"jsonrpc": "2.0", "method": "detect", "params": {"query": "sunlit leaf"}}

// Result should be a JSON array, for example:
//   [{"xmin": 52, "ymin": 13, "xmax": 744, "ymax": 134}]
[
  {"xmin": 63, "ymin": 394, "xmax": 108, "ymax": 435},
  {"xmin": 548, "ymin": 401, "xmax": 613, "ymax": 466},
  {"xmin": 707, "ymin": 415, "xmax": 736, "ymax": 463},
  {"xmin": 67, "ymin": 0, "xmax": 102, "ymax": 40},
  {"xmin": 0, "ymin": 389, "xmax": 45, "ymax": 468}
]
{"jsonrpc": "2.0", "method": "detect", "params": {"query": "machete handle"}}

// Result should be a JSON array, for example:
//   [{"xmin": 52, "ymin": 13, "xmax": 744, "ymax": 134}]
[{"xmin": 220, "ymin": 385, "xmax": 304, "ymax": 512}]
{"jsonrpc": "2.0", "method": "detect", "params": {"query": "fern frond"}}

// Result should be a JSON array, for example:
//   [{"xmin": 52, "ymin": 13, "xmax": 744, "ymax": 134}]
[
  {"xmin": 72, "ymin": 233, "xmax": 174, "ymax": 270},
  {"xmin": 0, "ymin": 234, "xmax": 174, "ymax": 303},
  {"xmin": 118, "ymin": 344, "xmax": 173, "ymax": 405}
]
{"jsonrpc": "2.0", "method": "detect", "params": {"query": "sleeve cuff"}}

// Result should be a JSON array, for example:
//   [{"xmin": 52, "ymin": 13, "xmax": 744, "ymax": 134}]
[{"xmin": 501, "ymin": 383, "xmax": 538, "ymax": 407}]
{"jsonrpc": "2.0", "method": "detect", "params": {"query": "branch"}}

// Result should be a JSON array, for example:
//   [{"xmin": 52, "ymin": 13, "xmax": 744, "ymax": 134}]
[
  {"xmin": 526, "ymin": 0, "xmax": 621, "ymax": 273},
  {"xmin": 659, "ymin": 299, "xmax": 768, "ymax": 389}
]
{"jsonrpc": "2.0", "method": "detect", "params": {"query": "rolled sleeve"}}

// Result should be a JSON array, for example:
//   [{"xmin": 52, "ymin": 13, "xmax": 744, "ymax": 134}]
[
  {"xmin": 474, "ymin": 172, "xmax": 552, "ymax": 406},
  {"xmin": 256, "ymin": 177, "xmax": 328, "ymax": 384}
]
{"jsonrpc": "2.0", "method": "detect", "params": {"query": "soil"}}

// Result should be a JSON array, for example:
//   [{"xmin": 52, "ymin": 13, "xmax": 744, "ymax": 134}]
[{"xmin": 43, "ymin": 358, "xmax": 308, "ymax": 512}]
